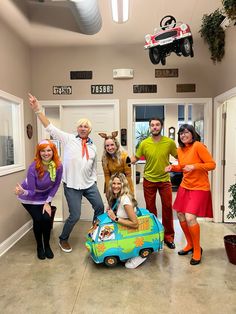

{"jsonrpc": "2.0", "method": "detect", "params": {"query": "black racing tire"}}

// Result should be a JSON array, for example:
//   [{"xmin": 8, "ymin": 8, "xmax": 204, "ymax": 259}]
[
  {"xmin": 149, "ymin": 47, "xmax": 161, "ymax": 64},
  {"xmin": 140, "ymin": 248, "xmax": 152, "ymax": 258},
  {"xmin": 180, "ymin": 38, "xmax": 192, "ymax": 57},
  {"xmin": 161, "ymin": 57, "xmax": 166, "ymax": 65},
  {"xmin": 104, "ymin": 256, "xmax": 118, "ymax": 267},
  {"xmin": 190, "ymin": 48, "xmax": 194, "ymax": 58}
]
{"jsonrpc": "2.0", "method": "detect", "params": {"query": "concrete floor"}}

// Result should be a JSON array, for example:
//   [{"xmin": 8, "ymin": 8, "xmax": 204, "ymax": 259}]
[
  {"xmin": 1, "ymin": 185, "xmax": 236, "ymax": 313},
  {"xmin": 0, "ymin": 218, "xmax": 236, "ymax": 314}
]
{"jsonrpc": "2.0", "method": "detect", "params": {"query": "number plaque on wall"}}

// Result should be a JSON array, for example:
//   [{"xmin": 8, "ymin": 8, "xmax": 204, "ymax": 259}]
[
  {"xmin": 133, "ymin": 85, "xmax": 157, "ymax": 93},
  {"xmin": 155, "ymin": 69, "xmax": 178, "ymax": 78},
  {"xmin": 53, "ymin": 86, "xmax": 72, "ymax": 95},
  {"xmin": 91, "ymin": 85, "xmax": 113, "ymax": 94},
  {"xmin": 70, "ymin": 71, "xmax": 93, "ymax": 80},
  {"xmin": 176, "ymin": 84, "xmax": 196, "ymax": 93}
]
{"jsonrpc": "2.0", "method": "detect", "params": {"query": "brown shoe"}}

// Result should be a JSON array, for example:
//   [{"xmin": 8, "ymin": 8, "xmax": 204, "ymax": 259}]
[{"xmin": 59, "ymin": 240, "xmax": 72, "ymax": 253}]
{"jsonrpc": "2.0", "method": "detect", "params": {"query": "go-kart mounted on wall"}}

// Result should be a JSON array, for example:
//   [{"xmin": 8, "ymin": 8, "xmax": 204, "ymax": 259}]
[{"xmin": 144, "ymin": 15, "xmax": 194, "ymax": 65}]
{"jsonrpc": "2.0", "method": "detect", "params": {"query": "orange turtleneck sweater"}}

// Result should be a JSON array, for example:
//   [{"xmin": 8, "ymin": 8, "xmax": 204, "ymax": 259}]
[{"xmin": 171, "ymin": 141, "xmax": 216, "ymax": 191}]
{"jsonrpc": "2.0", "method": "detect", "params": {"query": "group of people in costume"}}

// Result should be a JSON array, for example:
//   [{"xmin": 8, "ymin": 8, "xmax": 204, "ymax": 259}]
[{"xmin": 15, "ymin": 93, "xmax": 215, "ymax": 268}]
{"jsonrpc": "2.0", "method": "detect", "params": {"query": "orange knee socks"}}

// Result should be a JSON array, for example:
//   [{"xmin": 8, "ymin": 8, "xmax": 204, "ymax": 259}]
[
  {"xmin": 179, "ymin": 221, "xmax": 193, "ymax": 251},
  {"xmin": 188, "ymin": 223, "xmax": 201, "ymax": 260}
]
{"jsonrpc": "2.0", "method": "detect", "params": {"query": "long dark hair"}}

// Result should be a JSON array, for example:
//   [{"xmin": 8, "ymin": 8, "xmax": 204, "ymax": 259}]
[{"xmin": 177, "ymin": 124, "xmax": 201, "ymax": 147}]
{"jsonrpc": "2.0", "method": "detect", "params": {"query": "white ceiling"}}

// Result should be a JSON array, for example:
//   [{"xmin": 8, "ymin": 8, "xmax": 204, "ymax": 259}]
[{"xmin": 0, "ymin": 0, "xmax": 223, "ymax": 47}]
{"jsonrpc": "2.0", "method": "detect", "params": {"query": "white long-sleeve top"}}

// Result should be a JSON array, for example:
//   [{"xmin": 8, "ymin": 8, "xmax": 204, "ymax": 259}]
[{"xmin": 46, "ymin": 124, "xmax": 97, "ymax": 189}]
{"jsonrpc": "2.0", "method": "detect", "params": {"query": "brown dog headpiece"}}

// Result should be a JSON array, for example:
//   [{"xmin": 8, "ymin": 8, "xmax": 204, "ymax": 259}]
[{"xmin": 98, "ymin": 131, "xmax": 118, "ymax": 139}]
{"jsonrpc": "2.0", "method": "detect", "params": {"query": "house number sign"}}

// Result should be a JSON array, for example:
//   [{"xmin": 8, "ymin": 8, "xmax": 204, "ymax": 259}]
[
  {"xmin": 53, "ymin": 86, "xmax": 72, "ymax": 95},
  {"xmin": 91, "ymin": 85, "xmax": 113, "ymax": 94}
]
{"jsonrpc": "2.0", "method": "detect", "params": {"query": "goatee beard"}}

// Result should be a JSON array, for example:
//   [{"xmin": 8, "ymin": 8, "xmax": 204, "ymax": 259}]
[{"xmin": 151, "ymin": 130, "xmax": 161, "ymax": 137}]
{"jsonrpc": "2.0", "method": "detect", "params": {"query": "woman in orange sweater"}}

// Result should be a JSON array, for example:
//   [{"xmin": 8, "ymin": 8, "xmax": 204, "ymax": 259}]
[
  {"xmin": 165, "ymin": 124, "xmax": 216, "ymax": 265},
  {"xmin": 99, "ymin": 131, "xmax": 134, "ymax": 199}
]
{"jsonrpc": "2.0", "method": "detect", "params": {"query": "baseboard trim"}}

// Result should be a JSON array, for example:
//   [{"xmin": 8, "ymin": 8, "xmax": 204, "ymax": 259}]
[{"xmin": 0, "ymin": 220, "xmax": 33, "ymax": 257}]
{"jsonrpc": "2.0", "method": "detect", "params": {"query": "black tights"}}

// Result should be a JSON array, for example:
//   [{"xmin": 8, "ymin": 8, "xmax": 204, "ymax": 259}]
[{"xmin": 23, "ymin": 204, "xmax": 52, "ymax": 249}]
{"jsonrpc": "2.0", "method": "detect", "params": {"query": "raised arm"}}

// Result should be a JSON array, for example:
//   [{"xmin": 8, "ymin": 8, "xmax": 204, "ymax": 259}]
[{"xmin": 28, "ymin": 93, "xmax": 50, "ymax": 128}]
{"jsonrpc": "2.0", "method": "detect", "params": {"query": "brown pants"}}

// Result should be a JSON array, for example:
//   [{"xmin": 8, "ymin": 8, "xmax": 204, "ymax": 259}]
[{"xmin": 143, "ymin": 178, "xmax": 175, "ymax": 242}]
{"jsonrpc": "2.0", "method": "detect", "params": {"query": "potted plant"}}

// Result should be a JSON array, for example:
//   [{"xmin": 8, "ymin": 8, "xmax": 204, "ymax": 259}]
[
  {"xmin": 199, "ymin": 9, "xmax": 226, "ymax": 63},
  {"xmin": 135, "ymin": 126, "xmax": 150, "ymax": 150},
  {"xmin": 224, "ymin": 182, "xmax": 236, "ymax": 265},
  {"xmin": 222, "ymin": 0, "xmax": 236, "ymax": 22}
]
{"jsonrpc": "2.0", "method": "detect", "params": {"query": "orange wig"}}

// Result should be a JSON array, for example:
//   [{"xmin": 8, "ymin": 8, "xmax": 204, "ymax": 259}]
[{"xmin": 34, "ymin": 140, "xmax": 61, "ymax": 179}]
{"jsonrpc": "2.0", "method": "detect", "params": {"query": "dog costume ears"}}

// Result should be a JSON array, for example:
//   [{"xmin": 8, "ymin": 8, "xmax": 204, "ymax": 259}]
[
  {"xmin": 98, "ymin": 132, "xmax": 108, "ymax": 139},
  {"xmin": 98, "ymin": 131, "xmax": 118, "ymax": 139}
]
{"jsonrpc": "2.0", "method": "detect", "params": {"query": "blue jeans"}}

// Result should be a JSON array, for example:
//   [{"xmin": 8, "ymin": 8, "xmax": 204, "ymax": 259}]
[{"xmin": 59, "ymin": 183, "xmax": 104, "ymax": 241}]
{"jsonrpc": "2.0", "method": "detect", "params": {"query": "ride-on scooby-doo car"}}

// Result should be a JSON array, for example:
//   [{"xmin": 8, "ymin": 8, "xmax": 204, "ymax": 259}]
[
  {"xmin": 144, "ymin": 15, "xmax": 194, "ymax": 65},
  {"xmin": 85, "ymin": 208, "xmax": 164, "ymax": 267}
]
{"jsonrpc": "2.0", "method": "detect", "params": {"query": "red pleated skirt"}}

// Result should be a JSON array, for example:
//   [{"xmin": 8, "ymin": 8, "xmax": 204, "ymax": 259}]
[{"xmin": 173, "ymin": 186, "xmax": 213, "ymax": 218}]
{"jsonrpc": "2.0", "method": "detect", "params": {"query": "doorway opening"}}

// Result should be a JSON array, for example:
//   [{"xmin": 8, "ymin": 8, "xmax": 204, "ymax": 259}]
[{"xmin": 127, "ymin": 98, "xmax": 212, "ymax": 218}]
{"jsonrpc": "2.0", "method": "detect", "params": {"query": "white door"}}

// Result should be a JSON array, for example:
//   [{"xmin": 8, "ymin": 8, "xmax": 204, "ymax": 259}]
[
  {"xmin": 61, "ymin": 103, "xmax": 119, "ymax": 220},
  {"xmin": 224, "ymin": 97, "xmax": 236, "ymax": 222}
]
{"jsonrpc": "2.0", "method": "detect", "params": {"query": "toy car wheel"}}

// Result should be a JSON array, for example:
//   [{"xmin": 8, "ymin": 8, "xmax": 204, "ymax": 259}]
[
  {"xmin": 104, "ymin": 256, "xmax": 118, "ymax": 267},
  {"xmin": 149, "ymin": 47, "xmax": 161, "ymax": 64},
  {"xmin": 161, "ymin": 57, "xmax": 166, "ymax": 65},
  {"xmin": 140, "ymin": 248, "xmax": 152, "ymax": 258},
  {"xmin": 180, "ymin": 38, "xmax": 192, "ymax": 57}
]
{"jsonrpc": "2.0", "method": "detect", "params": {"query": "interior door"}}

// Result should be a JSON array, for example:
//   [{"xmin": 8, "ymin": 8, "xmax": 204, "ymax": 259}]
[
  {"xmin": 224, "ymin": 97, "xmax": 236, "ymax": 222},
  {"xmin": 61, "ymin": 104, "xmax": 119, "ymax": 220}
]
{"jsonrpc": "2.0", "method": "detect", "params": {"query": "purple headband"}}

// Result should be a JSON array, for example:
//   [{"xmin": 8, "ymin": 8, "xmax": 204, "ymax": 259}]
[{"xmin": 38, "ymin": 140, "xmax": 50, "ymax": 145}]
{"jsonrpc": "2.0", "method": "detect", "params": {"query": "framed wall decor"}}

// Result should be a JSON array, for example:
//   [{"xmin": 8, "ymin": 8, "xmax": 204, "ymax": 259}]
[{"xmin": 26, "ymin": 124, "xmax": 33, "ymax": 139}]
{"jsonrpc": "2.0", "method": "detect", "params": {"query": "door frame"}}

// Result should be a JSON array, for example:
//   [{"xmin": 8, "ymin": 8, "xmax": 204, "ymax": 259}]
[
  {"xmin": 37, "ymin": 99, "xmax": 120, "ymax": 221},
  {"xmin": 213, "ymin": 87, "xmax": 236, "ymax": 222},
  {"xmin": 127, "ymin": 97, "xmax": 213, "ymax": 213}
]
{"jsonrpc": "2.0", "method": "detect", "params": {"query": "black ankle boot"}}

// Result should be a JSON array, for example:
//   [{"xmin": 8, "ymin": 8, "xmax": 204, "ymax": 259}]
[
  {"xmin": 37, "ymin": 247, "xmax": 45, "ymax": 260},
  {"xmin": 45, "ymin": 246, "xmax": 54, "ymax": 259}
]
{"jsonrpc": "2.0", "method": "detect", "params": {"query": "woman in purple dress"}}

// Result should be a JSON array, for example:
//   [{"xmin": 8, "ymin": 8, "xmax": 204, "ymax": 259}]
[{"xmin": 15, "ymin": 140, "xmax": 63, "ymax": 260}]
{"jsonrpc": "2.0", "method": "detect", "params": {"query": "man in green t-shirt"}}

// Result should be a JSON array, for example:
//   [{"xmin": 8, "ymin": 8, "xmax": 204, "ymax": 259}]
[{"xmin": 131, "ymin": 117, "xmax": 177, "ymax": 249}]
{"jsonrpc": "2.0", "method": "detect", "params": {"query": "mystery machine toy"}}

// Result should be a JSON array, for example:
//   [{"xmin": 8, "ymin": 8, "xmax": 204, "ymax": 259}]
[{"xmin": 85, "ymin": 208, "xmax": 164, "ymax": 267}]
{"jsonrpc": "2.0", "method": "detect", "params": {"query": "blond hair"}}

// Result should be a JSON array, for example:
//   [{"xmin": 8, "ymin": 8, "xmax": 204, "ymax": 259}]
[
  {"xmin": 102, "ymin": 136, "xmax": 122, "ymax": 166},
  {"xmin": 107, "ymin": 173, "xmax": 137, "ymax": 208},
  {"xmin": 76, "ymin": 118, "xmax": 92, "ymax": 132}
]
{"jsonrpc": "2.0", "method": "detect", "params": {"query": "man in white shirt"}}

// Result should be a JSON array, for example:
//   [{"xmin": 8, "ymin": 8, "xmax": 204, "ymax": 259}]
[{"xmin": 29, "ymin": 94, "xmax": 104, "ymax": 253}]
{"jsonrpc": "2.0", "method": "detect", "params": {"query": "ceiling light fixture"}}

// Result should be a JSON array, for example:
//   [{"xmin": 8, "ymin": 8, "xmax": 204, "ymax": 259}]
[{"xmin": 111, "ymin": 0, "xmax": 129, "ymax": 23}]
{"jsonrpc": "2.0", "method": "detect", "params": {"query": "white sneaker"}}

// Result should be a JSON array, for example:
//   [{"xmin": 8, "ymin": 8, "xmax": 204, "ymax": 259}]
[{"xmin": 125, "ymin": 256, "xmax": 147, "ymax": 269}]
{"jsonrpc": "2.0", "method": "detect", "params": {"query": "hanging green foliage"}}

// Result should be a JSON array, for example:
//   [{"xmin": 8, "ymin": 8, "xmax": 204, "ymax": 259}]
[
  {"xmin": 222, "ymin": 0, "xmax": 236, "ymax": 22},
  {"xmin": 199, "ymin": 9, "xmax": 225, "ymax": 63}
]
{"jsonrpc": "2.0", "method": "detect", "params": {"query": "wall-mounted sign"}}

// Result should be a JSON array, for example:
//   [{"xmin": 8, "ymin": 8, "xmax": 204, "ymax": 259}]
[
  {"xmin": 70, "ymin": 71, "xmax": 92, "ymax": 80},
  {"xmin": 155, "ymin": 69, "xmax": 178, "ymax": 78},
  {"xmin": 91, "ymin": 85, "xmax": 113, "ymax": 94},
  {"xmin": 133, "ymin": 85, "xmax": 157, "ymax": 93},
  {"xmin": 176, "ymin": 84, "xmax": 196, "ymax": 93},
  {"xmin": 53, "ymin": 86, "xmax": 72, "ymax": 95}
]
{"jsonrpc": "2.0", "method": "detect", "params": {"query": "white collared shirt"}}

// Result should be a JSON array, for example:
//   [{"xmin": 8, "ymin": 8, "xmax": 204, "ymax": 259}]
[{"xmin": 46, "ymin": 124, "xmax": 97, "ymax": 189}]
